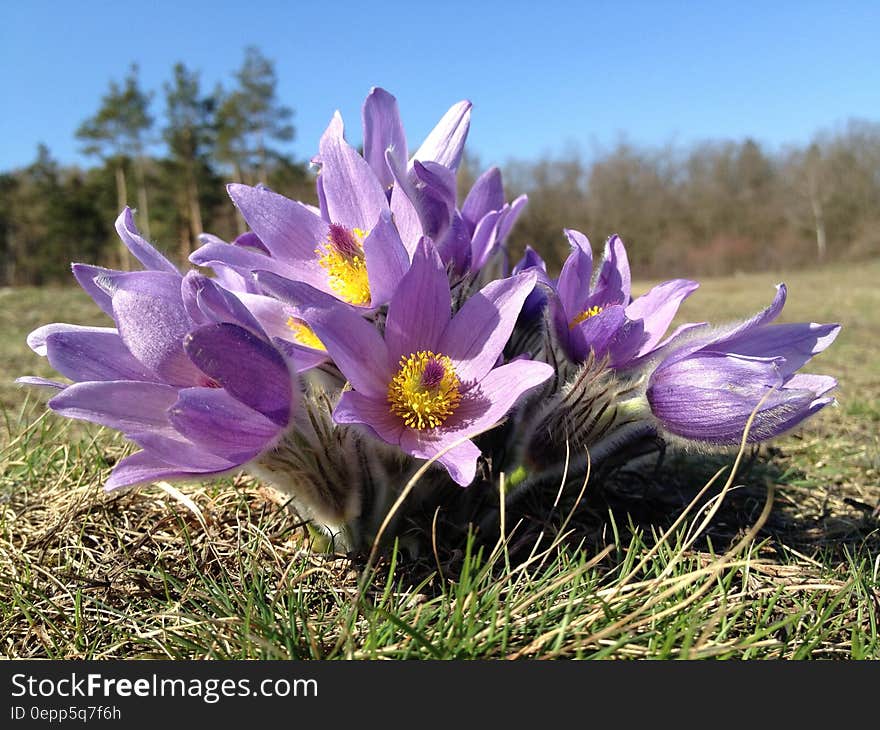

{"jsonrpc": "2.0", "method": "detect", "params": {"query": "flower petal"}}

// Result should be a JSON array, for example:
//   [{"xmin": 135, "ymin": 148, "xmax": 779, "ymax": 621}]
[
  {"xmin": 399, "ymin": 429, "xmax": 481, "ymax": 487},
  {"xmin": 444, "ymin": 359, "xmax": 554, "ymax": 437},
  {"xmin": 409, "ymin": 160, "xmax": 456, "ymax": 240},
  {"xmin": 625, "ymin": 279, "xmax": 700, "ymax": 357},
  {"xmin": 712, "ymin": 322, "xmax": 841, "ymax": 377},
  {"xmin": 654, "ymin": 352, "xmax": 784, "ymax": 392},
  {"xmin": 333, "ymin": 390, "xmax": 405, "ymax": 446},
  {"xmin": 496, "ymin": 194, "xmax": 528, "ymax": 242},
  {"xmin": 72, "ymin": 264, "xmax": 117, "ymax": 317},
  {"xmin": 715, "ymin": 284, "xmax": 788, "ymax": 346},
  {"xmin": 389, "ymin": 181, "xmax": 423, "ymax": 257},
  {"xmin": 104, "ymin": 450, "xmax": 233, "ymax": 492},
  {"xmin": 412, "ymin": 100, "xmax": 472, "ymax": 171},
  {"xmin": 253, "ymin": 271, "xmax": 344, "ymax": 312},
  {"xmin": 233, "ymin": 231, "xmax": 269, "ymax": 253},
  {"xmin": 16, "ymin": 376, "xmax": 67, "ymax": 389},
  {"xmin": 45, "ymin": 329, "xmax": 158, "ymax": 383},
  {"xmin": 568, "ymin": 304, "xmax": 627, "ymax": 363},
  {"xmin": 385, "ymin": 238, "xmax": 451, "ymax": 366},
  {"xmin": 364, "ymin": 210, "xmax": 411, "ymax": 308},
  {"xmin": 48, "ymin": 380, "xmax": 179, "ymax": 435},
  {"xmin": 181, "ymin": 271, "xmax": 265, "ymax": 335},
  {"xmin": 107, "ymin": 271, "xmax": 203, "ymax": 386},
  {"xmin": 27, "ymin": 323, "xmax": 117, "ymax": 357},
  {"xmin": 231, "ymin": 290, "xmax": 311, "ymax": 344},
  {"xmin": 272, "ymin": 337, "xmax": 329, "ymax": 373},
  {"xmin": 469, "ymin": 210, "xmax": 501, "ymax": 273},
  {"xmin": 513, "ymin": 246, "xmax": 549, "ymax": 320},
  {"xmin": 212, "ymin": 264, "xmax": 259, "ymax": 295},
  {"xmin": 129, "ymin": 430, "xmax": 245, "ymax": 470},
  {"xmin": 189, "ymin": 241, "xmax": 310, "ymax": 287},
  {"xmin": 226, "ymin": 184, "xmax": 329, "ymax": 272},
  {"xmin": 462, "ymin": 167, "xmax": 504, "ymax": 230},
  {"xmin": 294, "ymin": 293, "xmax": 392, "ymax": 399},
  {"xmin": 387, "ymin": 152, "xmax": 455, "ymax": 243},
  {"xmin": 362, "ymin": 87, "xmax": 407, "ymax": 190},
  {"xmin": 647, "ymin": 360, "xmax": 817, "ymax": 445},
  {"xmin": 437, "ymin": 212, "xmax": 473, "ymax": 275},
  {"xmin": 168, "ymin": 386, "xmax": 281, "ymax": 460},
  {"xmin": 591, "ymin": 235, "xmax": 630, "ymax": 306},
  {"xmin": 441, "ymin": 271, "xmax": 537, "ymax": 383},
  {"xmin": 316, "ymin": 173, "xmax": 329, "ymax": 219},
  {"xmin": 783, "ymin": 373, "xmax": 838, "ymax": 397},
  {"xmin": 434, "ymin": 442, "xmax": 483, "ymax": 486},
  {"xmin": 661, "ymin": 285, "xmax": 789, "ymax": 369},
  {"xmin": 115, "ymin": 208, "xmax": 179, "ymax": 273},
  {"xmin": 555, "ymin": 230, "xmax": 593, "ymax": 318},
  {"xmin": 318, "ymin": 111, "xmax": 387, "ymax": 230},
  {"xmin": 184, "ymin": 323, "xmax": 293, "ymax": 426}
]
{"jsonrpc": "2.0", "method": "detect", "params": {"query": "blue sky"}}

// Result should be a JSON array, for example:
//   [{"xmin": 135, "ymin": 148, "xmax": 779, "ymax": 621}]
[{"xmin": 2, "ymin": 1, "xmax": 878, "ymax": 171}]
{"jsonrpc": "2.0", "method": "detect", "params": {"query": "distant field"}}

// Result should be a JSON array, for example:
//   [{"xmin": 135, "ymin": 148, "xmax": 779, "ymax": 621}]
[{"xmin": 1, "ymin": 260, "xmax": 878, "ymax": 659}]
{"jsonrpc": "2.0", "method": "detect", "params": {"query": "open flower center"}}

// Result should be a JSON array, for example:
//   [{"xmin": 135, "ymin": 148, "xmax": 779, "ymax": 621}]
[
  {"xmin": 316, "ymin": 224, "xmax": 371, "ymax": 306},
  {"xmin": 387, "ymin": 350, "xmax": 462, "ymax": 430},
  {"xmin": 286, "ymin": 316, "xmax": 326, "ymax": 351},
  {"xmin": 570, "ymin": 305, "xmax": 604, "ymax": 329}
]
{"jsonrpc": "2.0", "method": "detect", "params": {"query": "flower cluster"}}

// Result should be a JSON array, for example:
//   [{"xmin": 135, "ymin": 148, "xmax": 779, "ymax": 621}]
[{"xmin": 21, "ymin": 88, "xmax": 840, "ymax": 551}]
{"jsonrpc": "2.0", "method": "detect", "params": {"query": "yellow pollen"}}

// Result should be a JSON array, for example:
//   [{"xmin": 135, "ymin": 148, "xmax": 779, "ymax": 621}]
[
  {"xmin": 286, "ymin": 317, "xmax": 326, "ymax": 351},
  {"xmin": 387, "ymin": 350, "xmax": 462, "ymax": 430},
  {"xmin": 316, "ymin": 227, "xmax": 371, "ymax": 305},
  {"xmin": 570, "ymin": 305, "xmax": 604, "ymax": 329}
]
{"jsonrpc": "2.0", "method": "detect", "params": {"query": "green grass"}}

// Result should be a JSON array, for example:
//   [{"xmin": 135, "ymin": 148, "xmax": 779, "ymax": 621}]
[{"xmin": 1, "ymin": 262, "xmax": 878, "ymax": 659}]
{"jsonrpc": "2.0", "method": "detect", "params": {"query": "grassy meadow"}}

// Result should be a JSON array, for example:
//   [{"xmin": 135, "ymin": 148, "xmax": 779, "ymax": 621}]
[{"xmin": 1, "ymin": 260, "xmax": 878, "ymax": 659}]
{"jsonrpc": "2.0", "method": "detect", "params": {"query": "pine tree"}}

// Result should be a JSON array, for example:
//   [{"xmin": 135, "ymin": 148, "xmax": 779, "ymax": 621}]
[
  {"xmin": 163, "ymin": 62, "xmax": 215, "ymax": 258},
  {"xmin": 76, "ymin": 64, "xmax": 154, "ymax": 266}
]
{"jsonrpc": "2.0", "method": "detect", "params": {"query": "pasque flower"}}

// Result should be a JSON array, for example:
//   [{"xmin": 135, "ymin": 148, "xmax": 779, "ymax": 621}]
[
  {"xmin": 191, "ymin": 87, "xmax": 472, "ymax": 313},
  {"xmin": 551, "ymin": 230, "xmax": 699, "ymax": 369},
  {"xmin": 453, "ymin": 166, "xmax": 528, "ymax": 274},
  {"xmin": 646, "ymin": 284, "xmax": 840, "ymax": 444},
  {"xmin": 189, "ymin": 231, "xmax": 328, "ymax": 371},
  {"xmin": 20, "ymin": 211, "xmax": 297, "ymax": 490},
  {"xmin": 18, "ymin": 86, "xmax": 844, "ymax": 555},
  {"xmin": 272, "ymin": 239, "xmax": 553, "ymax": 486},
  {"xmin": 361, "ymin": 86, "xmax": 471, "ymax": 189},
  {"xmin": 192, "ymin": 140, "xmax": 411, "ymax": 311},
  {"xmin": 512, "ymin": 246, "xmax": 550, "ymax": 322}
]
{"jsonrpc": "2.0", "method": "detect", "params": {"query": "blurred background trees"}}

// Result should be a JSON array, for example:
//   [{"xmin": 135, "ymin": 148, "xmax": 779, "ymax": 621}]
[
  {"xmin": 502, "ymin": 124, "xmax": 880, "ymax": 277},
  {"xmin": 1, "ymin": 47, "xmax": 878, "ymax": 286}
]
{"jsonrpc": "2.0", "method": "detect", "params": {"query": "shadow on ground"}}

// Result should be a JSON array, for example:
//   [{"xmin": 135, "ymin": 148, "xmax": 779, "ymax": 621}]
[{"xmin": 390, "ymin": 441, "xmax": 880, "ymax": 588}]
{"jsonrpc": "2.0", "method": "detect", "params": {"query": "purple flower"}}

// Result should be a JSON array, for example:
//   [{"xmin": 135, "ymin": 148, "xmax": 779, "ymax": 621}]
[
  {"xmin": 189, "ymin": 228, "xmax": 331, "ymax": 370},
  {"xmin": 646, "ymin": 284, "xmax": 840, "ymax": 444},
  {"xmin": 192, "ymin": 88, "xmax": 472, "ymax": 312},
  {"xmin": 20, "ymin": 213, "xmax": 297, "ymax": 490},
  {"xmin": 195, "ymin": 230, "xmax": 269, "ymax": 295},
  {"xmin": 551, "ymin": 230, "xmax": 699, "ymax": 368},
  {"xmin": 357, "ymin": 87, "xmax": 472, "ymax": 259},
  {"xmin": 512, "ymin": 246, "xmax": 550, "ymax": 322},
  {"xmin": 193, "ymin": 148, "xmax": 411, "ymax": 311},
  {"xmin": 362, "ymin": 86, "xmax": 471, "ymax": 190},
  {"xmin": 289, "ymin": 239, "xmax": 554, "ymax": 486},
  {"xmin": 454, "ymin": 167, "xmax": 528, "ymax": 274}
]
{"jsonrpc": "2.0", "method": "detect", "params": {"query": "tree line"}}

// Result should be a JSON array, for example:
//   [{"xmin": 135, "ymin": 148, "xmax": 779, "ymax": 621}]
[
  {"xmin": 2, "ymin": 48, "xmax": 878, "ymax": 286},
  {"xmin": 495, "ymin": 120, "xmax": 880, "ymax": 277},
  {"xmin": 0, "ymin": 47, "xmax": 313, "ymax": 285}
]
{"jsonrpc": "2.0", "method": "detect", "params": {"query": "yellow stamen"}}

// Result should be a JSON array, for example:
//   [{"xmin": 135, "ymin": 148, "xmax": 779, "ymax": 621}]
[
  {"xmin": 316, "ymin": 226, "xmax": 371, "ymax": 306},
  {"xmin": 570, "ymin": 305, "xmax": 604, "ymax": 329},
  {"xmin": 387, "ymin": 350, "xmax": 462, "ymax": 430},
  {"xmin": 286, "ymin": 316, "xmax": 326, "ymax": 351}
]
